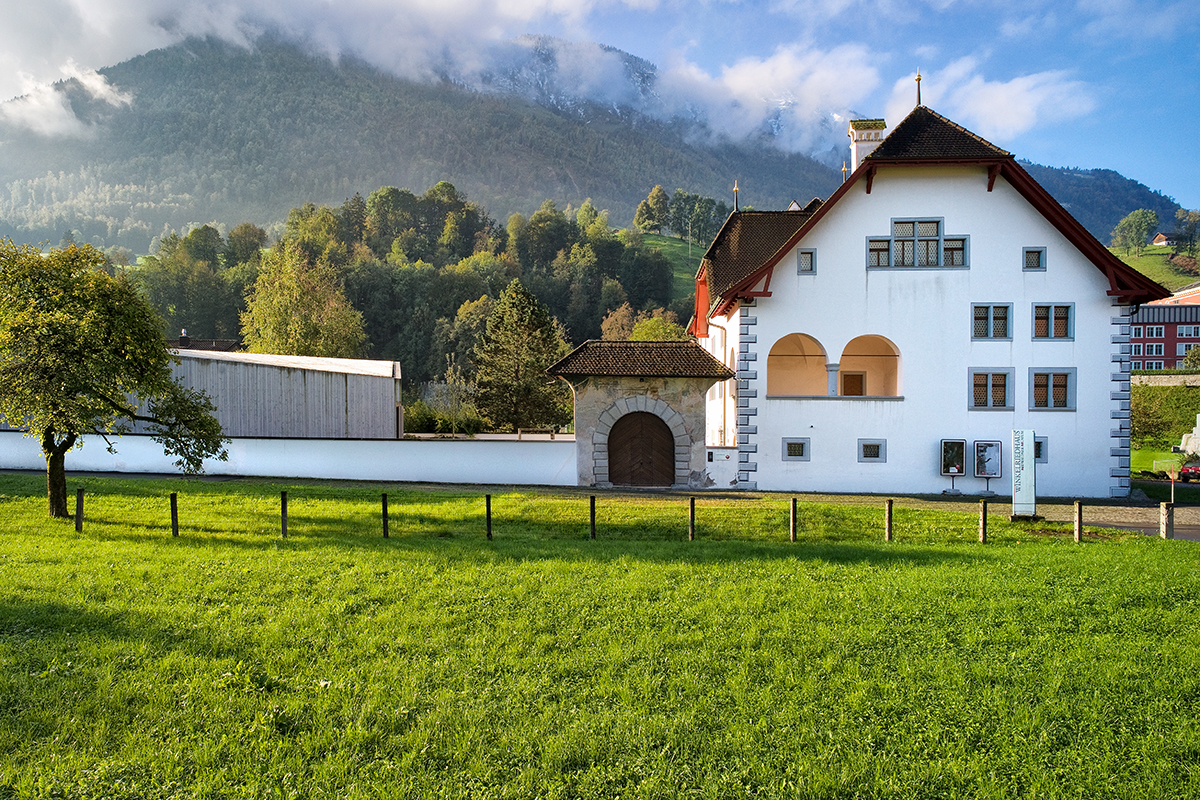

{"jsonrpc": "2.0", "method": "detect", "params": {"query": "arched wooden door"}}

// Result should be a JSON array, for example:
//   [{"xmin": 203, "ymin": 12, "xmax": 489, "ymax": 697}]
[{"xmin": 608, "ymin": 411, "xmax": 676, "ymax": 487}]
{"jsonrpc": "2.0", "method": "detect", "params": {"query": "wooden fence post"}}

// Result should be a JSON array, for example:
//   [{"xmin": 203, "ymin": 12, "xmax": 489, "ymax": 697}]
[
  {"xmin": 1160, "ymin": 502, "xmax": 1174, "ymax": 540},
  {"xmin": 884, "ymin": 499, "xmax": 893, "ymax": 542},
  {"xmin": 688, "ymin": 497, "xmax": 695, "ymax": 541},
  {"xmin": 75, "ymin": 488, "xmax": 84, "ymax": 533},
  {"xmin": 790, "ymin": 497, "xmax": 797, "ymax": 543},
  {"xmin": 978, "ymin": 499, "xmax": 988, "ymax": 544},
  {"xmin": 281, "ymin": 490, "xmax": 288, "ymax": 539},
  {"xmin": 170, "ymin": 492, "xmax": 179, "ymax": 538},
  {"xmin": 590, "ymin": 495, "xmax": 596, "ymax": 540},
  {"xmin": 382, "ymin": 493, "xmax": 389, "ymax": 538},
  {"xmin": 1073, "ymin": 500, "xmax": 1083, "ymax": 543},
  {"xmin": 486, "ymin": 494, "xmax": 492, "ymax": 541}
]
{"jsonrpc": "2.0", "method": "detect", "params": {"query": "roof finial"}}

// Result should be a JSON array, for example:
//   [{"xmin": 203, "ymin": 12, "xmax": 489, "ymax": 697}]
[
  {"xmin": 841, "ymin": 161, "xmax": 848, "ymax": 183},
  {"xmin": 733, "ymin": 180, "xmax": 739, "ymax": 212},
  {"xmin": 916, "ymin": 70, "xmax": 922, "ymax": 106}
]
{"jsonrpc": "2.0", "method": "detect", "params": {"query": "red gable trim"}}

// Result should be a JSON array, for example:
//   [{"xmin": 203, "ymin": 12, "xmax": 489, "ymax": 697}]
[{"xmin": 709, "ymin": 157, "xmax": 1168, "ymax": 317}]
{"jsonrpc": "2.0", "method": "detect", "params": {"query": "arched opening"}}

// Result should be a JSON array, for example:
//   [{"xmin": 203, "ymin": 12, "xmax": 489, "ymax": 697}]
[
  {"xmin": 608, "ymin": 412, "xmax": 676, "ymax": 487},
  {"xmin": 768, "ymin": 334, "xmax": 828, "ymax": 395},
  {"xmin": 839, "ymin": 335, "xmax": 901, "ymax": 396}
]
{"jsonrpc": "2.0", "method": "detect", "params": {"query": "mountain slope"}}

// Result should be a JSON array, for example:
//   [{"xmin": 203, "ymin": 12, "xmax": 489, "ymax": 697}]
[
  {"xmin": 0, "ymin": 36, "xmax": 1181, "ymax": 252},
  {"xmin": 0, "ymin": 37, "xmax": 839, "ymax": 251}
]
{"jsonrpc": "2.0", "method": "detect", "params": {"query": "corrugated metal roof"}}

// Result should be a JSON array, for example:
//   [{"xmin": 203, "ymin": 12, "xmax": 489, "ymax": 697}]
[
  {"xmin": 547, "ymin": 340, "xmax": 734, "ymax": 379},
  {"xmin": 1132, "ymin": 305, "xmax": 1200, "ymax": 323},
  {"xmin": 173, "ymin": 349, "xmax": 402, "ymax": 379}
]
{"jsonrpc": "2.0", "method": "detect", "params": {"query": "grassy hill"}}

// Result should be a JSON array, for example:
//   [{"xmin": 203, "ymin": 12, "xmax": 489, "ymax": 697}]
[
  {"xmin": 1112, "ymin": 246, "xmax": 1197, "ymax": 292},
  {"xmin": 3, "ymin": 473, "xmax": 1198, "ymax": 797}
]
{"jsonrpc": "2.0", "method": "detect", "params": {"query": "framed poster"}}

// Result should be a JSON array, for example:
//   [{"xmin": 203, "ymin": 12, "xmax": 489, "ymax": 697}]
[
  {"xmin": 974, "ymin": 440, "xmax": 1003, "ymax": 479},
  {"xmin": 941, "ymin": 439, "xmax": 967, "ymax": 476}
]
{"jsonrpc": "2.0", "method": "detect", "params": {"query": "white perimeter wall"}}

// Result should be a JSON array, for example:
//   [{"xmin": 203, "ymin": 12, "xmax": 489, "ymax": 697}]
[{"xmin": 0, "ymin": 431, "xmax": 577, "ymax": 487}]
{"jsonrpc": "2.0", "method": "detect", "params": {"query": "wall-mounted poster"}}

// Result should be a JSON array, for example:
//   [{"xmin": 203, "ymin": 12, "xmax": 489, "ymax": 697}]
[
  {"xmin": 974, "ymin": 440, "xmax": 1003, "ymax": 479},
  {"xmin": 941, "ymin": 439, "xmax": 966, "ymax": 476}
]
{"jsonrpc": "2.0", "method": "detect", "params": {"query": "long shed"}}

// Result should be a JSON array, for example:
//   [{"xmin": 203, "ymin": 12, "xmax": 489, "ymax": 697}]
[{"xmin": 171, "ymin": 351, "xmax": 403, "ymax": 439}]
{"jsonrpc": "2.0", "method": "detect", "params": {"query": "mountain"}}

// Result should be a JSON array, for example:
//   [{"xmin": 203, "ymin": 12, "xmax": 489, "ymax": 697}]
[
  {"xmin": 0, "ymin": 35, "xmax": 1182, "ymax": 252},
  {"xmin": 0, "ymin": 37, "xmax": 840, "ymax": 252}
]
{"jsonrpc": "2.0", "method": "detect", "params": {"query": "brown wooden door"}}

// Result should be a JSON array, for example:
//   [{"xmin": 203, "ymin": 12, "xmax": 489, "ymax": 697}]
[{"xmin": 608, "ymin": 412, "xmax": 676, "ymax": 487}]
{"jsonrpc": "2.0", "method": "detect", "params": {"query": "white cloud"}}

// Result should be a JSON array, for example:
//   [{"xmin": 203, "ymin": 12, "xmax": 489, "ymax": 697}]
[
  {"xmin": 884, "ymin": 59, "xmax": 1095, "ymax": 142},
  {"xmin": 0, "ymin": 61, "xmax": 132, "ymax": 138},
  {"xmin": 659, "ymin": 43, "xmax": 882, "ymax": 151}
]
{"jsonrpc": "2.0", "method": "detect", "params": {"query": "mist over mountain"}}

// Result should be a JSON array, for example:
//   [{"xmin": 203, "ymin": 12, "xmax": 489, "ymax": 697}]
[{"xmin": 0, "ymin": 34, "xmax": 1179, "ymax": 253}]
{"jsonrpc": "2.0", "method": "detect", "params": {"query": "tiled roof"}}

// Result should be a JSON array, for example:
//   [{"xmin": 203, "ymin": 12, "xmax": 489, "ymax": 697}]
[
  {"xmin": 866, "ymin": 106, "xmax": 1011, "ymax": 161},
  {"xmin": 702, "ymin": 210, "xmax": 813, "ymax": 300},
  {"xmin": 547, "ymin": 340, "xmax": 734, "ymax": 379}
]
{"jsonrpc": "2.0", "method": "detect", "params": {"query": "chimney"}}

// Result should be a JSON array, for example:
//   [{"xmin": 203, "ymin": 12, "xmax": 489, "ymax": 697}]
[
  {"xmin": 179, "ymin": 328, "xmax": 190, "ymax": 348},
  {"xmin": 848, "ymin": 118, "xmax": 888, "ymax": 171}
]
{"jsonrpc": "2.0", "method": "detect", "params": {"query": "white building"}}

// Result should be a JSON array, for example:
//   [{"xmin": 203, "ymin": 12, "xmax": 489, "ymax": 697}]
[{"xmin": 690, "ymin": 106, "xmax": 1167, "ymax": 498}]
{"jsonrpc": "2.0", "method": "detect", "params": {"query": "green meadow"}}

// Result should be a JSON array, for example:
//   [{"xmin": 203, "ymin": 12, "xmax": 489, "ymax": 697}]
[{"xmin": 1, "ymin": 473, "xmax": 1198, "ymax": 799}]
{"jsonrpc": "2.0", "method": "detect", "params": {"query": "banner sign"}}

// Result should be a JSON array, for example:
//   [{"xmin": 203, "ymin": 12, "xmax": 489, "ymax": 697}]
[{"xmin": 1012, "ymin": 429, "xmax": 1036, "ymax": 516}]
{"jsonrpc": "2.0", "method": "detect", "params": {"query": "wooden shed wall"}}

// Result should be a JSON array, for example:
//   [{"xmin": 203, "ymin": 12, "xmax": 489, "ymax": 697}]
[{"xmin": 173, "ymin": 359, "xmax": 400, "ymax": 439}]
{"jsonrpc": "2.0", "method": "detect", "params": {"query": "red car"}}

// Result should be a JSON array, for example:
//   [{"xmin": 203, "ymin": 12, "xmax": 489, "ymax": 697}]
[{"xmin": 1181, "ymin": 465, "xmax": 1200, "ymax": 482}]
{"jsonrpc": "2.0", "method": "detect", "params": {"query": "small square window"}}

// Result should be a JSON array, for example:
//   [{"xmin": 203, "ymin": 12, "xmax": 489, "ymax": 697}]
[
  {"xmin": 1034, "ymin": 437, "xmax": 1048, "ymax": 463},
  {"xmin": 972, "ymin": 304, "xmax": 1011, "ymax": 339},
  {"xmin": 1023, "ymin": 247, "xmax": 1046, "ymax": 271},
  {"xmin": 1132, "ymin": 326, "xmax": 1143, "ymax": 338},
  {"xmin": 1029, "ymin": 368, "xmax": 1076, "ymax": 411},
  {"xmin": 1033, "ymin": 304, "xmax": 1073, "ymax": 340},
  {"xmin": 858, "ymin": 438, "xmax": 887, "ymax": 463},
  {"xmin": 970, "ymin": 369, "xmax": 1013, "ymax": 409},
  {"xmin": 1131, "ymin": 360, "xmax": 1143, "ymax": 370},
  {"xmin": 798, "ymin": 250, "xmax": 815, "ymax": 274},
  {"xmin": 868, "ymin": 240, "xmax": 890, "ymax": 266},
  {"xmin": 781, "ymin": 438, "xmax": 811, "ymax": 462}
]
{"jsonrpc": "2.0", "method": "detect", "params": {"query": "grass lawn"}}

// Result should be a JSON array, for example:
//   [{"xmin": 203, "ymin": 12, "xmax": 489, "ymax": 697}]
[
  {"xmin": 1112, "ymin": 247, "xmax": 1195, "ymax": 292},
  {"xmin": 2, "ymin": 474, "xmax": 1198, "ymax": 798},
  {"xmin": 1131, "ymin": 447, "xmax": 1179, "ymax": 474}
]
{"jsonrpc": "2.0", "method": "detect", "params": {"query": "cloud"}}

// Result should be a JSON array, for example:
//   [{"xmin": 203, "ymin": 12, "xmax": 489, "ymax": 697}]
[
  {"xmin": 0, "ymin": 61, "xmax": 132, "ymax": 138},
  {"xmin": 658, "ymin": 43, "xmax": 882, "ymax": 152},
  {"xmin": 884, "ymin": 58, "xmax": 1095, "ymax": 142}
]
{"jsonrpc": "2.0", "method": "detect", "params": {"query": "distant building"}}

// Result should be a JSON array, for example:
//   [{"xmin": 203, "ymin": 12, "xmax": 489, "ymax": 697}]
[{"xmin": 1129, "ymin": 305, "xmax": 1200, "ymax": 369}]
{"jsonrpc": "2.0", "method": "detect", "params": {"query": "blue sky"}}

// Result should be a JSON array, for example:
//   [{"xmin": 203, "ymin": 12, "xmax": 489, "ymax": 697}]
[{"xmin": 3, "ymin": 0, "xmax": 1197, "ymax": 211}]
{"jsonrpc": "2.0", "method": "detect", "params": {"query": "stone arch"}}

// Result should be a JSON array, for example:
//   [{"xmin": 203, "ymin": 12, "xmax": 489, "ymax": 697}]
[
  {"xmin": 592, "ymin": 396, "xmax": 691, "ymax": 488},
  {"xmin": 838, "ymin": 335, "xmax": 901, "ymax": 396},
  {"xmin": 767, "ymin": 333, "xmax": 828, "ymax": 395}
]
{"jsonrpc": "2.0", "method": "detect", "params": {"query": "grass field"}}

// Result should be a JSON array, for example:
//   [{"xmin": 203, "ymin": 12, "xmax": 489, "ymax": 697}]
[
  {"xmin": 2, "ymin": 473, "xmax": 1198, "ymax": 798},
  {"xmin": 1112, "ymin": 246, "xmax": 1195, "ymax": 292},
  {"xmin": 644, "ymin": 233, "xmax": 702, "ymax": 301}
]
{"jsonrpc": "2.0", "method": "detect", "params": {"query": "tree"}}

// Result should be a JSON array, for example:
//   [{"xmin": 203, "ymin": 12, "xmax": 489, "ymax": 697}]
[
  {"xmin": 0, "ymin": 242, "xmax": 227, "ymax": 517},
  {"xmin": 473, "ymin": 279, "xmax": 571, "ymax": 432},
  {"xmin": 1111, "ymin": 209, "xmax": 1159, "ymax": 257},
  {"xmin": 241, "ymin": 241, "xmax": 367, "ymax": 358},
  {"xmin": 630, "ymin": 309, "xmax": 690, "ymax": 341},
  {"xmin": 1174, "ymin": 209, "xmax": 1200, "ymax": 258},
  {"xmin": 647, "ymin": 185, "xmax": 670, "ymax": 233},
  {"xmin": 225, "ymin": 222, "xmax": 268, "ymax": 267},
  {"xmin": 1185, "ymin": 345, "xmax": 1200, "ymax": 369}
]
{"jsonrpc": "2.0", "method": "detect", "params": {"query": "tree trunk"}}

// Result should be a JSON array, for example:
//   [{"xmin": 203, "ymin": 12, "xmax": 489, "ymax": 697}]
[{"xmin": 42, "ymin": 429, "xmax": 76, "ymax": 519}]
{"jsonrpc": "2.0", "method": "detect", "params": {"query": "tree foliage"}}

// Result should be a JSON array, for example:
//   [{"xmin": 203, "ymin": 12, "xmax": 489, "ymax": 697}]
[
  {"xmin": 241, "ymin": 241, "xmax": 367, "ymax": 358},
  {"xmin": 473, "ymin": 280, "xmax": 571, "ymax": 432},
  {"xmin": 0, "ymin": 241, "xmax": 227, "ymax": 516},
  {"xmin": 1111, "ymin": 208, "xmax": 1159, "ymax": 257}
]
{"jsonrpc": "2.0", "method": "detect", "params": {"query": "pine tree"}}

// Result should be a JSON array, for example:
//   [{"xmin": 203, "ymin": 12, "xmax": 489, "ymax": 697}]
[{"xmin": 473, "ymin": 279, "xmax": 571, "ymax": 432}]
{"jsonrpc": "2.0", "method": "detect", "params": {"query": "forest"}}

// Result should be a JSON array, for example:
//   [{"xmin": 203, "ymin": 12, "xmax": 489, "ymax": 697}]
[{"xmin": 129, "ymin": 181, "xmax": 713, "ymax": 397}]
